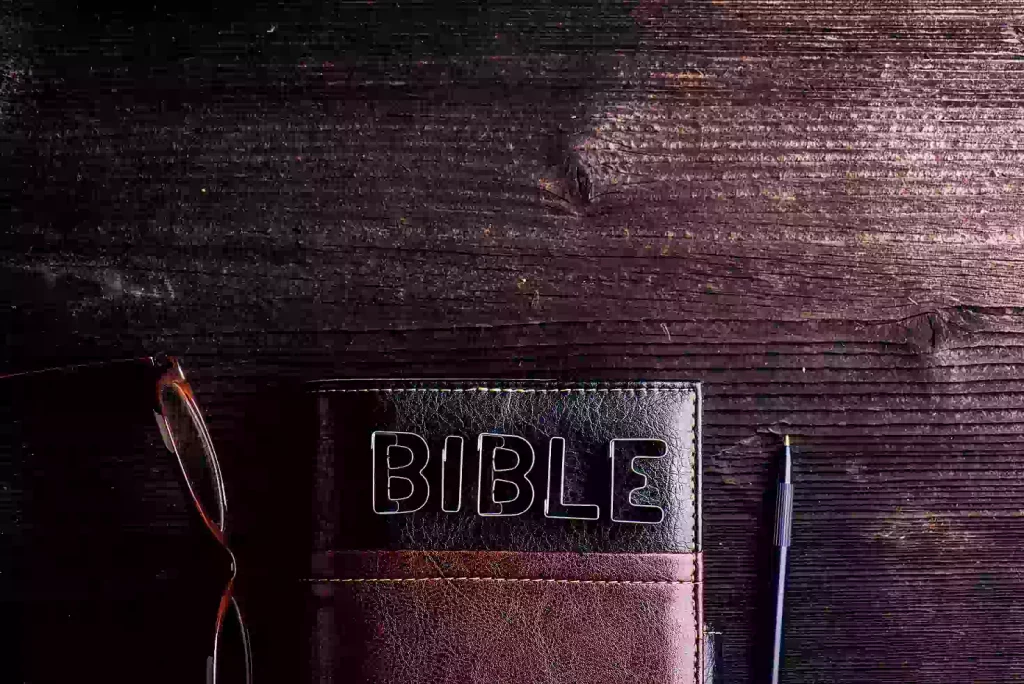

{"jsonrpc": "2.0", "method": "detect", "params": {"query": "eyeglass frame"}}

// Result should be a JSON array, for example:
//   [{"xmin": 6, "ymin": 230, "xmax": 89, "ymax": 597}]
[
  {"xmin": 0, "ymin": 354, "xmax": 252, "ymax": 682},
  {"xmin": 153, "ymin": 356, "xmax": 252, "ymax": 684}
]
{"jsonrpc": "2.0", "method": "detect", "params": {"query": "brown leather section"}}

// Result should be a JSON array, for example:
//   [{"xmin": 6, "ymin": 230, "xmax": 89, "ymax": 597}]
[
  {"xmin": 307, "ymin": 550, "xmax": 701, "ymax": 684},
  {"xmin": 312, "ymin": 549, "xmax": 697, "ymax": 583}
]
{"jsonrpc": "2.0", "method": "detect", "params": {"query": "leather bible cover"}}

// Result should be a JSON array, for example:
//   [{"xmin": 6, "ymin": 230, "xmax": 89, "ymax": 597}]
[{"xmin": 306, "ymin": 380, "xmax": 703, "ymax": 684}]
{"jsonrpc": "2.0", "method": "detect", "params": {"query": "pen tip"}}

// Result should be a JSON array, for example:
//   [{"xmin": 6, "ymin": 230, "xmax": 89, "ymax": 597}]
[{"xmin": 784, "ymin": 434, "xmax": 791, "ymax": 447}]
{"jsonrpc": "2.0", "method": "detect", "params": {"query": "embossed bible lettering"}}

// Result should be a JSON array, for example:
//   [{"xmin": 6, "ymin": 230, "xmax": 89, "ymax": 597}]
[{"xmin": 371, "ymin": 431, "xmax": 667, "ymax": 523}]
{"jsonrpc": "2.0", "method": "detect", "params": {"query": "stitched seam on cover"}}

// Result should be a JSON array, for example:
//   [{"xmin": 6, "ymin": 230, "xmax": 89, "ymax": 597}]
[
  {"xmin": 691, "ymin": 392, "xmax": 700, "ymax": 679},
  {"xmin": 315, "ymin": 387, "xmax": 688, "ymax": 393},
  {"xmin": 303, "ymin": 577, "xmax": 695, "ymax": 585}
]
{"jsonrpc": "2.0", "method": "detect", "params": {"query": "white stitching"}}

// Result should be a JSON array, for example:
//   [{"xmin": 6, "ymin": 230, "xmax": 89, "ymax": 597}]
[
  {"xmin": 314, "ymin": 387, "xmax": 691, "ymax": 394},
  {"xmin": 691, "ymin": 388, "xmax": 702, "ymax": 679},
  {"xmin": 303, "ymin": 577, "xmax": 696, "ymax": 585}
]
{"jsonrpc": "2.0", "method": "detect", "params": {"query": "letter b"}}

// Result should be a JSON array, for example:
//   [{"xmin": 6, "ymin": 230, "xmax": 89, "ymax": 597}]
[
  {"xmin": 372, "ymin": 431, "xmax": 430, "ymax": 514},
  {"xmin": 478, "ymin": 433, "xmax": 535, "ymax": 516}
]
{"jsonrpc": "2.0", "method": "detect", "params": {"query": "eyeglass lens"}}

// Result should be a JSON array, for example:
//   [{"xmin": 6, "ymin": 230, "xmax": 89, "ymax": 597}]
[
  {"xmin": 160, "ymin": 384, "xmax": 225, "ymax": 532},
  {"xmin": 215, "ymin": 597, "xmax": 252, "ymax": 684}
]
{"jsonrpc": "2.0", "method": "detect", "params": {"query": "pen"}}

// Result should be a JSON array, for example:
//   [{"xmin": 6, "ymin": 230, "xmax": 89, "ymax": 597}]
[{"xmin": 770, "ymin": 435, "xmax": 794, "ymax": 684}]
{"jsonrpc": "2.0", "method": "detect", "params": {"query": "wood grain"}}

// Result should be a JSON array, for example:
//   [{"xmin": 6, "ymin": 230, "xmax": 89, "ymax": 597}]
[{"xmin": 5, "ymin": 0, "xmax": 1024, "ymax": 681}]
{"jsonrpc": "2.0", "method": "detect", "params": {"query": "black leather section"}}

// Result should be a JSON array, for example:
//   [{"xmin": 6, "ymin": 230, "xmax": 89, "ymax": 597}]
[{"xmin": 308, "ymin": 380, "xmax": 700, "ymax": 553}]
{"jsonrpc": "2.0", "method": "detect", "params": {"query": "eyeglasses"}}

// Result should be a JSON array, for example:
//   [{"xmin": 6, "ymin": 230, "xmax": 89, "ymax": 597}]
[{"xmin": 154, "ymin": 358, "xmax": 252, "ymax": 684}]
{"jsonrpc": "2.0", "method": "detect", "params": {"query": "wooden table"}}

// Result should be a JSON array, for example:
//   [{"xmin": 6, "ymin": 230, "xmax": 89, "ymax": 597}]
[{"xmin": 5, "ymin": 1, "xmax": 1024, "ymax": 680}]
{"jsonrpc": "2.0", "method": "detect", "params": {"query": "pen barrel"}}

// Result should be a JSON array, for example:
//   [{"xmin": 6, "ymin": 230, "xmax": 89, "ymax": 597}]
[
  {"xmin": 774, "ymin": 482, "xmax": 793, "ymax": 547},
  {"xmin": 770, "ymin": 544, "xmax": 789, "ymax": 684}
]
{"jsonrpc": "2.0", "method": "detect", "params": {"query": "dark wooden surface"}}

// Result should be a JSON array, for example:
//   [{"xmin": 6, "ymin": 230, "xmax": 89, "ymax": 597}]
[{"xmin": 6, "ymin": 1, "xmax": 1024, "ymax": 681}]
